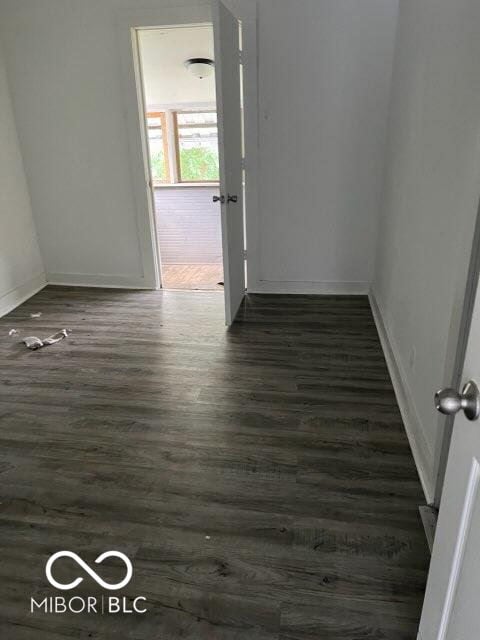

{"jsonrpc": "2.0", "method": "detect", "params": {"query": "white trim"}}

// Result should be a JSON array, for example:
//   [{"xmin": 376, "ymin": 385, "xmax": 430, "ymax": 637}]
[
  {"xmin": 46, "ymin": 273, "xmax": 151, "ymax": 290},
  {"xmin": 369, "ymin": 288, "xmax": 435, "ymax": 504},
  {"xmin": 250, "ymin": 280, "xmax": 369, "ymax": 295},
  {"xmin": 0, "ymin": 272, "xmax": 47, "ymax": 318}
]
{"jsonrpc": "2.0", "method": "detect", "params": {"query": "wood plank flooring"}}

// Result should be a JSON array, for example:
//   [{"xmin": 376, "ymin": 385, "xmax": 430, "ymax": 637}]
[
  {"xmin": 162, "ymin": 264, "xmax": 224, "ymax": 290},
  {"xmin": 0, "ymin": 288, "xmax": 429, "ymax": 639}
]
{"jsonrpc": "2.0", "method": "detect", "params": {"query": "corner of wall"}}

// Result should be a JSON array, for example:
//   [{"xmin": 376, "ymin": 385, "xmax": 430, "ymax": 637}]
[
  {"xmin": 369, "ymin": 287, "xmax": 435, "ymax": 504},
  {"xmin": 0, "ymin": 272, "xmax": 47, "ymax": 318},
  {"xmin": 0, "ymin": 34, "xmax": 46, "ymax": 318}
]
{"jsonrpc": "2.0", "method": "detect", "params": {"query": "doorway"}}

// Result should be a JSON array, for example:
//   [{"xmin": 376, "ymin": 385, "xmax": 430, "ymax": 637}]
[
  {"xmin": 137, "ymin": 25, "xmax": 224, "ymax": 291},
  {"xmin": 125, "ymin": 1, "xmax": 248, "ymax": 325}
]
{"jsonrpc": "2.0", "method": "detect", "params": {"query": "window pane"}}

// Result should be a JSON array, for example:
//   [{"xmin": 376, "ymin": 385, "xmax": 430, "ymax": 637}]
[
  {"xmin": 147, "ymin": 114, "xmax": 168, "ymax": 183},
  {"xmin": 147, "ymin": 115, "xmax": 162, "ymax": 127},
  {"xmin": 176, "ymin": 111, "xmax": 219, "ymax": 182}
]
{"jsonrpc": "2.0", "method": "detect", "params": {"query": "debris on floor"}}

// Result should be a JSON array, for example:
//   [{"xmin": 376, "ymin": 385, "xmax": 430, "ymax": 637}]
[
  {"xmin": 8, "ymin": 329, "xmax": 19, "ymax": 337},
  {"xmin": 43, "ymin": 329, "xmax": 71, "ymax": 345},
  {"xmin": 30, "ymin": 312, "xmax": 42, "ymax": 318},
  {"xmin": 23, "ymin": 336, "xmax": 43, "ymax": 350},
  {"xmin": 23, "ymin": 329, "xmax": 71, "ymax": 350}
]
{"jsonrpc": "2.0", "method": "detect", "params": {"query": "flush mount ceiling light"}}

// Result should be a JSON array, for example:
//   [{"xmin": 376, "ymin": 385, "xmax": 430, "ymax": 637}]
[{"xmin": 184, "ymin": 58, "xmax": 214, "ymax": 79}]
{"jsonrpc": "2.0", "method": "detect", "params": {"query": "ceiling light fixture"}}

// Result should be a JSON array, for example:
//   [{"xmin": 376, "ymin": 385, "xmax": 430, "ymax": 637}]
[{"xmin": 184, "ymin": 58, "xmax": 215, "ymax": 79}]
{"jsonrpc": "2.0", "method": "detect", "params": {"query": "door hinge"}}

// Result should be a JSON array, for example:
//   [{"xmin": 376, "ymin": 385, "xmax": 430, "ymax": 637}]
[
  {"xmin": 243, "ymin": 249, "xmax": 247, "ymax": 260},
  {"xmin": 239, "ymin": 50, "xmax": 243, "ymax": 65},
  {"xmin": 241, "ymin": 157, "xmax": 246, "ymax": 171}
]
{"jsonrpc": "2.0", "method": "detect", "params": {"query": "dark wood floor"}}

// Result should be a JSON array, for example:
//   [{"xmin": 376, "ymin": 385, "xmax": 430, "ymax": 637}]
[{"xmin": 0, "ymin": 287, "xmax": 429, "ymax": 639}]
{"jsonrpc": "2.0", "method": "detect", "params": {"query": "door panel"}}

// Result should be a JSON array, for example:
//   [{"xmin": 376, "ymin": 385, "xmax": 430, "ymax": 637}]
[
  {"xmin": 419, "ymin": 281, "xmax": 480, "ymax": 639},
  {"xmin": 212, "ymin": 0, "xmax": 245, "ymax": 325}
]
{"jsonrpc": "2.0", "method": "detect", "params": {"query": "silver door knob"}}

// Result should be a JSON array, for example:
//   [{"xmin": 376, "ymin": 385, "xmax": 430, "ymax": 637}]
[
  {"xmin": 435, "ymin": 380, "xmax": 480, "ymax": 421},
  {"xmin": 213, "ymin": 195, "xmax": 225, "ymax": 203}
]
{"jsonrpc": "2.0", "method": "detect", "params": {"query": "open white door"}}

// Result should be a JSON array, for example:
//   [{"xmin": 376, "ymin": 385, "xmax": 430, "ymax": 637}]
[
  {"xmin": 212, "ymin": 0, "xmax": 245, "ymax": 325},
  {"xmin": 419, "ymin": 275, "xmax": 480, "ymax": 639}
]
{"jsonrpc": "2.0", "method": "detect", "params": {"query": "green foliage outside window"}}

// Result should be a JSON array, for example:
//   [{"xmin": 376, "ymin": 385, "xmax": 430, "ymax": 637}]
[
  {"xmin": 150, "ymin": 144, "xmax": 219, "ymax": 182},
  {"xmin": 180, "ymin": 147, "xmax": 219, "ymax": 181},
  {"xmin": 150, "ymin": 151, "xmax": 167, "ymax": 181}
]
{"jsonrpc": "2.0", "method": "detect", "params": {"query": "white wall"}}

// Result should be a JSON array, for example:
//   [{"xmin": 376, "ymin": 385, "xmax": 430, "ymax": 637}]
[
  {"xmin": 0, "ymin": 0, "xmax": 148, "ymax": 288},
  {"xmin": 0, "ymin": 0, "xmax": 399, "ymax": 292},
  {"xmin": 372, "ymin": 0, "xmax": 480, "ymax": 501},
  {"xmin": 138, "ymin": 25, "xmax": 215, "ymax": 108},
  {"xmin": 0, "ymin": 39, "xmax": 45, "ymax": 316},
  {"xmin": 254, "ymin": 0, "xmax": 398, "ymax": 293}
]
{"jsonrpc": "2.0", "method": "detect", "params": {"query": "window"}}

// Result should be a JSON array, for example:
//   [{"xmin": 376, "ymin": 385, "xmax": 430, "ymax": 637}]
[
  {"xmin": 146, "ymin": 110, "xmax": 219, "ymax": 185},
  {"xmin": 174, "ymin": 111, "xmax": 220, "ymax": 182},
  {"xmin": 146, "ymin": 112, "xmax": 170, "ymax": 183}
]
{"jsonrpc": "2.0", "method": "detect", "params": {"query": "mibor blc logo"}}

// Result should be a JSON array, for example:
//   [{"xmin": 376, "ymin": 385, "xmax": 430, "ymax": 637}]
[
  {"xmin": 30, "ymin": 551, "xmax": 147, "ymax": 615},
  {"xmin": 46, "ymin": 551, "xmax": 133, "ymax": 591}
]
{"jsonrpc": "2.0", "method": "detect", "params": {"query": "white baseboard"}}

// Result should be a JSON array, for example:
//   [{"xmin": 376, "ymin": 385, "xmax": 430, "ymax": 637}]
[
  {"xmin": 0, "ymin": 272, "xmax": 47, "ymax": 318},
  {"xmin": 369, "ymin": 289, "xmax": 435, "ymax": 504},
  {"xmin": 248, "ymin": 280, "xmax": 369, "ymax": 295},
  {"xmin": 46, "ymin": 272, "xmax": 155, "ymax": 290}
]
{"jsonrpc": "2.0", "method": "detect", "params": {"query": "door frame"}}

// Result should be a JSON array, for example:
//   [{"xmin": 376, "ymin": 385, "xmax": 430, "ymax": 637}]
[
  {"xmin": 116, "ymin": 0, "xmax": 258, "ymax": 291},
  {"xmin": 130, "ymin": 27, "xmax": 164, "ymax": 289},
  {"xmin": 132, "ymin": 24, "xmax": 217, "ymax": 290}
]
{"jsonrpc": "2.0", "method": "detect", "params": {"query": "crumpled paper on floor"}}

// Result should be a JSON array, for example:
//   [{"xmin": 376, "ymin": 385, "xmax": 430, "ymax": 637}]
[{"xmin": 23, "ymin": 329, "xmax": 72, "ymax": 350}]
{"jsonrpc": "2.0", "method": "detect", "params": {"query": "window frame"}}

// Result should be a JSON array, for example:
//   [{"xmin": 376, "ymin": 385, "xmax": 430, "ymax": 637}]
[
  {"xmin": 173, "ymin": 109, "xmax": 220, "ymax": 184},
  {"xmin": 146, "ymin": 111, "xmax": 171, "ymax": 185}
]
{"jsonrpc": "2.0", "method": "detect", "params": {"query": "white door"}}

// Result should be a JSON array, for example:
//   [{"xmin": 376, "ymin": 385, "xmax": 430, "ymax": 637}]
[
  {"xmin": 419, "ymin": 276, "xmax": 480, "ymax": 639},
  {"xmin": 212, "ymin": 0, "xmax": 245, "ymax": 325}
]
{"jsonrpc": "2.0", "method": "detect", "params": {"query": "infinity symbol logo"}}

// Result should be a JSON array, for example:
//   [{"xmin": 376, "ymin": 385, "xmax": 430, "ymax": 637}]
[{"xmin": 46, "ymin": 551, "xmax": 133, "ymax": 591}]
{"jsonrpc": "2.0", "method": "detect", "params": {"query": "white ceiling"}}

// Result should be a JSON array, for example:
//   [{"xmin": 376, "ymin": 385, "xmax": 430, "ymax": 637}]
[{"xmin": 138, "ymin": 25, "xmax": 216, "ymax": 108}]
